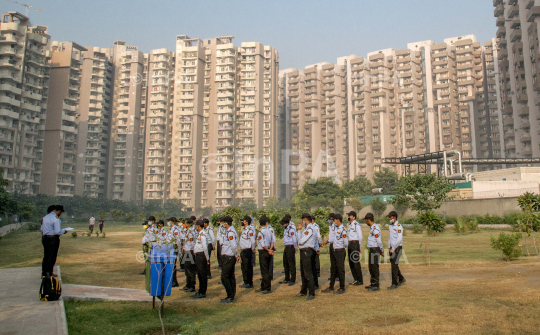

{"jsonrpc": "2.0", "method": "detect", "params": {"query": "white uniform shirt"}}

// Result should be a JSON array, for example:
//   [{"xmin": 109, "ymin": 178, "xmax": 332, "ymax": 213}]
[
  {"xmin": 332, "ymin": 224, "xmax": 349, "ymax": 249},
  {"xmin": 367, "ymin": 223, "xmax": 384, "ymax": 251},
  {"xmin": 298, "ymin": 223, "xmax": 315, "ymax": 249},
  {"xmin": 257, "ymin": 226, "xmax": 272, "ymax": 250},
  {"xmin": 217, "ymin": 225, "xmax": 226, "ymax": 244},
  {"xmin": 311, "ymin": 222, "xmax": 322, "ymax": 251},
  {"xmin": 41, "ymin": 212, "xmax": 65, "ymax": 236},
  {"xmin": 328, "ymin": 222, "xmax": 337, "ymax": 244},
  {"xmin": 221, "ymin": 226, "xmax": 239, "ymax": 257},
  {"xmin": 283, "ymin": 223, "xmax": 297, "ymax": 248},
  {"xmin": 239, "ymin": 225, "xmax": 256, "ymax": 251},
  {"xmin": 193, "ymin": 230, "xmax": 209, "ymax": 260},
  {"xmin": 204, "ymin": 226, "xmax": 216, "ymax": 247},
  {"xmin": 157, "ymin": 227, "xmax": 171, "ymax": 243},
  {"xmin": 348, "ymin": 220, "xmax": 363, "ymax": 247},
  {"xmin": 169, "ymin": 225, "xmax": 182, "ymax": 249},
  {"xmin": 388, "ymin": 221, "xmax": 404, "ymax": 251},
  {"xmin": 268, "ymin": 225, "xmax": 276, "ymax": 250},
  {"xmin": 183, "ymin": 226, "xmax": 196, "ymax": 251}
]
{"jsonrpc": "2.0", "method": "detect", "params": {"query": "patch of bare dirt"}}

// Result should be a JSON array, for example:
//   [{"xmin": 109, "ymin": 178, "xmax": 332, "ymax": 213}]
[{"xmin": 363, "ymin": 316, "xmax": 411, "ymax": 327}]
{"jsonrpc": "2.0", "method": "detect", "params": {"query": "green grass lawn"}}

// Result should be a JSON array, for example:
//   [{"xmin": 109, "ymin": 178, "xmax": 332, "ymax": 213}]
[{"xmin": 2, "ymin": 221, "xmax": 540, "ymax": 334}]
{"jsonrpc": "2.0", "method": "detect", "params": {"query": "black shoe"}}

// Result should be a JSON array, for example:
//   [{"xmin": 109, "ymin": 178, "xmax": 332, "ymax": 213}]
[
  {"xmin": 398, "ymin": 279, "xmax": 406, "ymax": 286},
  {"xmin": 335, "ymin": 288, "xmax": 345, "ymax": 294},
  {"xmin": 387, "ymin": 285, "xmax": 399, "ymax": 290},
  {"xmin": 368, "ymin": 286, "xmax": 380, "ymax": 292},
  {"xmin": 207, "ymin": 275, "xmax": 212, "ymax": 279},
  {"xmin": 350, "ymin": 281, "xmax": 363, "ymax": 286},
  {"xmin": 279, "ymin": 281, "xmax": 289, "ymax": 284},
  {"xmin": 185, "ymin": 288, "xmax": 196, "ymax": 293},
  {"xmin": 336, "ymin": 277, "xmax": 339, "ymax": 281},
  {"xmin": 321, "ymin": 287, "xmax": 334, "ymax": 293},
  {"xmin": 305, "ymin": 295, "xmax": 315, "ymax": 301},
  {"xmin": 140, "ymin": 271, "xmax": 146, "ymax": 275},
  {"xmin": 218, "ymin": 266, "xmax": 221, "ymax": 270},
  {"xmin": 288, "ymin": 282, "xmax": 296, "ymax": 286},
  {"xmin": 294, "ymin": 293, "xmax": 307, "ymax": 297},
  {"xmin": 192, "ymin": 293, "xmax": 206, "ymax": 299},
  {"xmin": 365, "ymin": 285, "xmax": 374, "ymax": 289},
  {"xmin": 220, "ymin": 298, "xmax": 234, "ymax": 303},
  {"xmin": 244, "ymin": 284, "xmax": 254, "ymax": 289},
  {"xmin": 281, "ymin": 270, "xmax": 285, "ymax": 273},
  {"xmin": 327, "ymin": 277, "xmax": 331, "ymax": 280},
  {"xmin": 239, "ymin": 284, "xmax": 247, "ymax": 288},
  {"xmin": 255, "ymin": 289, "xmax": 262, "ymax": 293},
  {"xmin": 261, "ymin": 290, "xmax": 271, "ymax": 294},
  {"xmin": 182, "ymin": 286, "xmax": 189, "ymax": 291}
]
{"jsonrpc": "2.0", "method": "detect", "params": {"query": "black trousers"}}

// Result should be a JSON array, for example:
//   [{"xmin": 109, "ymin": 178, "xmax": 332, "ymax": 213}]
[
  {"xmin": 194, "ymin": 252, "xmax": 208, "ymax": 294},
  {"xmin": 216, "ymin": 243, "xmax": 222, "ymax": 267},
  {"xmin": 89, "ymin": 225, "xmax": 94, "ymax": 233},
  {"xmin": 269, "ymin": 253, "xmax": 274, "ymax": 280},
  {"xmin": 329, "ymin": 248, "xmax": 346, "ymax": 290},
  {"xmin": 207, "ymin": 244, "xmax": 213, "ymax": 276},
  {"xmin": 172, "ymin": 249, "xmax": 179, "ymax": 286},
  {"xmin": 390, "ymin": 246, "xmax": 405, "ymax": 286},
  {"xmin": 348, "ymin": 240, "xmax": 363, "ymax": 283},
  {"xmin": 179, "ymin": 250, "xmax": 185, "ymax": 270},
  {"xmin": 221, "ymin": 255, "xmax": 236, "ymax": 299},
  {"xmin": 311, "ymin": 249, "xmax": 319, "ymax": 287},
  {"xmin": 315, "ymin": 253, "xmax": 320, "ymax": 277},
  {"xmin": 241, "ymin": 249, "xmax": 254, "ymax": 285},
  {"xmin": 183, "ymin": 250, "xmax": 196, "ymax": 289},
  {"xmin": 368, "ymin": 248, "xmax": 381, "ymax": 287},
  {"xmin": 259, "ymin": 249, "xmax": 272, "ymax": 291},
  {"xmin": 41, "ymin": 235, "xmax": 60, "ymax": 276},
  {"xmin": 283, "ymin": 245, "xmax": 296, "ymax": 282},
  {"xmin": 99, "ymin": 224, "xmax": 103, "ymax": 233},
  {"xmin": 329, "ymin": 243, "xmax": 335, "ymax": 276},
  {"xmin": 299, "ymin": 248, "xmax": 315, "ymax": 296}
]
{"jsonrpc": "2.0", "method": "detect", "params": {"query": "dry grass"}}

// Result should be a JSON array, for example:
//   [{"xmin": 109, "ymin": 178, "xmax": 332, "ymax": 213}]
[{"xmin": 2, "ymin": 222, "xmax": 540, "ymax": 334}]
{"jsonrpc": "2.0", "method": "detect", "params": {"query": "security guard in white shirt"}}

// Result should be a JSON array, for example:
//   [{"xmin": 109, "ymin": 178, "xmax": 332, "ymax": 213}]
[
  {"xmin": 181, "ymin": 219, "xmax": 197, "ymax": 293},
  {"xmin": 203, "ymin": 218, "xmax": 215, "ymax": 279},
  {"xmin": 41, "ymin": 205, "xmax": 67, "ymax": 278},
  {"xmin": 387, "ymin": 211, "xmax": 406, "ymax": 290},
  {"xmin": 364, "ymin": 212, "xmax": 384, "ymax": 291},
  {"xmin": 310, "ymin": 217, "xmax": 322, "ymax": 289},
  {"xmin": 324, "ymin": 213, "xmax": 338, "ymax": 281},
  {"xmin": 256, "ymin": 215, "xmax": 274, "ymax": 294},
  {"xmin": 294, "ymin": 213, "xmax": 316, "ymax": 301},
  {"xmin": 239, "ymin": 216, "xmax": 256, "ymax": 289},
  {"xmin": 220, "ymin": 216, "xmax": 240, "ymax": 303},
  {"xmin": 323, "ymin": 214, "xmax": 348, "ymax": 294},
  {"xmin": 346, "ymin": 211, "xmax": 364, "ymax": 286},
  {"xmin": 280, "ymin": 218, "xmax": 297, "ymax": 285},
  {"xmin": 267, "ymin": 223, "xmax": 277, "ymax": 281},
  {"xmin": 168, "ymin": 217, "xmax": 181, "ymax": 287},
  {"xmin": 216, "ymin": 220, "xmax": 227, "ymax": 270},
  {"xmin": 192, "ymin": 220, "xmax": 209, "ymax": 299}
]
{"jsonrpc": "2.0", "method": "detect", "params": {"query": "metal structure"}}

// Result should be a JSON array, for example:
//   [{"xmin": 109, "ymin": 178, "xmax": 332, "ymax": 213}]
[
  {"xmin": 4, "ymin": 0, "xmax": 42, "ymax": 16},
  {"xmin": 383, "ymin": 151, "xmax": 540, "ymax": 180}
]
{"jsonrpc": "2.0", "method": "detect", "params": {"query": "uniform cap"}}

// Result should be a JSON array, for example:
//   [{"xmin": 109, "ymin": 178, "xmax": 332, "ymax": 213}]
[{"xmin": 55, "ymin": 205, "xmax": 65, "ymax": 212}]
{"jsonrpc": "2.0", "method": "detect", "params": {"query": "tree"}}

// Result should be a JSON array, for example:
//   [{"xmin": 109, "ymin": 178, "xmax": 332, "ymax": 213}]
[
  {"xmin": 98, "ymin": 210, "xmax": 109, "ymax": 220},
  {"xmin": 200, "ymin": 206, "xmax": 213, "ymax": 218},
  {"xmin": 342, "ymin": 176, "xmax": 373, "ymax": 197},
  {"xmin": 302, "ymin": 177, "xmax": 343, "ymax": 200},
  {"xmin": 0, "ymin": 168, "xmax": 13, "ymax": 217},
  {"xmin": 239, "ymin": 198, "xmax": 257, "ymax": 213},
  {"xmin": 110, "ymin": 209, "xmax": 124, "ymax": 222},
  {"xmin": 136, "ymin": 212, "xmax": 146, "ymax": 222},
  {"xmin": 163, "ymin": 199, "xmax": 185, "ymax": 218},
  {"xmin": 374, "ymin": 168, "xmax": 399, "ymax": 195},
  {"xmin": 143, "ymin": 200, "xmax": 163, "ymax": 217},
  {"xmin": 125, "ymin": 212, "xmax": 136, "ymax": 226},
  {"xmin": 265, "ymin": 196, "xmax": 278, "ymax": 209},
  {"xmin": 17, "ymin": 202, "xmax": 35, "ymax": 221},
  {"xmin": 328, "ymin": 198, "xmax": 344, "ymax": 214},
  {"xmin": 391, "ymin": 196, "xmax": 410, "ymax": 219},
  {"xmin": 223, "ymin": 207, "xmax": 243, "ymax": 226},
  {"xmin": 392, "ymin": 174, "xmax": 456, "ymax": 213},
  {"xmin": 347, "ymin": 197, "xmax": 364, "ymax": 214},
  {"xmin": 371, "ymin": 197, "xmax": 387, "ymax": 218}
]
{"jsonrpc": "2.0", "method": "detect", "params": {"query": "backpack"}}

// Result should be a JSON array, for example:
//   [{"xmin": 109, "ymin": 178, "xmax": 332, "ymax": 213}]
[{"xmin": 39, "ymin": 275, "xmax": 62, "ymax": 301}]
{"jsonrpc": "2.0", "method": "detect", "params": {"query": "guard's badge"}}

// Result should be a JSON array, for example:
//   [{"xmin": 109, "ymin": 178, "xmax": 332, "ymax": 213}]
[
  {"xmin": 189, "ymin": 238, "xmax": 194, "ymax": 242},
  {"xmin": 398, "ymin": 230, "xmax": 402, "ymax": 233},
  {"xmin": 343, "ymin": 234, "xmax": 347, "ymax": 238},
  {"xmin": 174, "ymin": 232, "xmax": 178, "ymax": 235},
  {"xmin": 304, "ymin": 231, "xmax": 309, "ymax": 235},
  {"xmin": 229, "ymin": 236, "xmax": 234, "ymax": 240},
  {"xmin": 375, "ymin": 234, "xmax": 379, "ymax": 238},
  {"xmin": 250, "ymin": 233, "xmax": 253, "ymax": 236},
  {"xmin": 291, "ymin": 232, "xmax": 294, "ymax": 235},
  {"xmin": 258, "ymin": 235, "xmax": 262, "ymax": 240},
  {"xmin": 393, "ymin": 229, "xmax": 397, "ymax": 231}
]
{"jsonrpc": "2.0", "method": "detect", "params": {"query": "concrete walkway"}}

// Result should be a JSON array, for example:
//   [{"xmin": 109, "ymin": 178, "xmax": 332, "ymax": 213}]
[
  {"xmin": 0, "ymin": 222, "xmax": 27, "ymax": 237},
  {"xmin": 63, "ymin": 284, "xmax": 152, "ymax": 302},
  {"xmin": 0, "ymin": 266, "xmax": 68, "ymax": 335}
]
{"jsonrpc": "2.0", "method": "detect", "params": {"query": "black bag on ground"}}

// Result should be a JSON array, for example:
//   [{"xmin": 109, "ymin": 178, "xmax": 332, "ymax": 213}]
[{"xmin": 39, "ymin": 275, "xmax": 62, "ymax": 301}]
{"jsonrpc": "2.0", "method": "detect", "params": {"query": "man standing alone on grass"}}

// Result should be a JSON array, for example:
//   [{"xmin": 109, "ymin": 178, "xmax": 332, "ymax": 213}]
[
  {"xmin": 239, "ymin": 216, "xmax": 256, "ymax": 289},
  {"xmin": 192, "ymin": 220, "xmax": 209, "ymax": 299},
  {"xmin": 387, "ymin": 211, "xmax": 406, "ymax": 290},
  {"xmin": 294, "ymin": 213, "xmax": 315, "ymax": 301},
  {"xmin": 347, "ymin": 211, "xmax": 363, "ymax": 286},
  {"xmin": 220, "ymin": 216, "xmax": 239, "ymax": 303},
  {"xmin": 89, "ymin": 215, "xmax": 95, "ymax": 234},
  {"xmin": 41, "ymin": 205, "xmax": 67, "ymax": 278},
  {"xmin": 364, "ymin": 213, "xmax": 384, "ymax": 292}
]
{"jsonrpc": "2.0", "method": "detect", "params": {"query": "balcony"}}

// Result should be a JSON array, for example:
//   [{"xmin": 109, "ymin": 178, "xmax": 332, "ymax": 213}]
[
  {"xmin": 527, "ymin": 6, "xmax": 540, "ymax": 22},
  {"xmin": 510, "ymin": 29, "xmax": 522, "ymax": 42}
]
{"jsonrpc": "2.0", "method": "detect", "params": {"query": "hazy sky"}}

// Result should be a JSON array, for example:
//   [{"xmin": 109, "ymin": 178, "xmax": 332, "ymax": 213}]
[{"xmin": 2, "ymin": 0, "xmax": 497, "ymax": 69}]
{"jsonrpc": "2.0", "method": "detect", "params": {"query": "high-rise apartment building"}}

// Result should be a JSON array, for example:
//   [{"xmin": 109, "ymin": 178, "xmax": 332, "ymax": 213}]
[
  {"xmin": 107, "ymin": 41, "xmax": 145, "ymax": 201},
  {"xmin": 40, "ymin": 41, "xmax": 84, "ymax": 196},
  {"xmin": 280, "ymin": 34, "xmax": 500, "ymax": 195},
  {"xmin": 74, "ymin": 46, "xmax": 113, "ymax": 197},
  {"xmin": 493, "ymin": 0, "xmax": 540, "ymax": 158},
  {"xmin": 143, "ymin": 48, "xmax": 175, "ymax": 201},
  {"xmin": 0, "ymin": 11, "xmax": 51, "ymax": 195}
]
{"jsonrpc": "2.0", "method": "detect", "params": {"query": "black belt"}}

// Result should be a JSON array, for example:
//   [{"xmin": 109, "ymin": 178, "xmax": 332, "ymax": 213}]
[{"xmin": 42, "ymin": 235, "xmax": 59, "ymax": 238}]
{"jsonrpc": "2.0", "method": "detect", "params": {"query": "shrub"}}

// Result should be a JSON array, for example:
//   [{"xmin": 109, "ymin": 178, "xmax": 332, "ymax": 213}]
[
  {"xmin": 71, "ymin": 231, "xmax": 77, "ymax": 238},
  {"xmin": 400, "ymin": 217, "xmax": 418, "ymax": 226},
  {"xmin": 454, "ymin": 217, "xmax": 467, "ymax": 235},
  {"xmin": 465, "ymin": 217, "xmax": 479, "ymax": 232},
  {"xmin": 102, "ymin": 232, "xmax": 106, "ymax": 238},
  {"xmin": 411, "ymin": 222, "xmax": 424, "ymax": 234},
  {"xmin": 418, "ymin": 210, "xmax": 444, "ymax": 235},
  {"xmin": 27, "ymin": 224, "xmax": 40, "ymax": 232},
  {"xmin": 96, "ymin": 232, "xmax": 99, "ymax": 237},
  {"xmin": 444, "ymin": 217, "xmax": 457, "ymax": 226},
  {"xmin": 490, "ymin": 232, "xmax": 523, "ymax": 261},
  {"xmin": 88, "ymin": 230, "xmax": 92, "ymax": 236}
]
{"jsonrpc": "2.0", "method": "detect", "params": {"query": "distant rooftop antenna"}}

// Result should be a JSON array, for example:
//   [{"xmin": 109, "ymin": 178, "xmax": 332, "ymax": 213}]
[{"xmin": 5, "ymin": 0, "xmax": 42, "ymax": 16}]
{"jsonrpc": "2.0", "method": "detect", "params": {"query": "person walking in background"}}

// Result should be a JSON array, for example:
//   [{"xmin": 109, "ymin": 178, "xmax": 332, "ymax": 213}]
[
  {"xmin": 387, "ymin": 211, "xmax": 406, "ymax": 290},
  {"xmin": 41, "ymin": 205, "xmax": 67, "ymax": 278},
  {"xmin": 98, "ymin": 218, "xmax": 105, "ymax": 233},
  {"xmin": 89, "ymin": 215, "xmax": 95, "ymax": 234}
]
